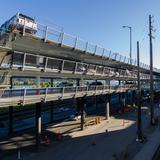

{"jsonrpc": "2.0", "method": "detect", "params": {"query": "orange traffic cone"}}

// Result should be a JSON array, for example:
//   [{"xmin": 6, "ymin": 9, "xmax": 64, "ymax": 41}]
[{"xmin": 98, "ymin": 117, "xmax": 100, "ymax": 124}]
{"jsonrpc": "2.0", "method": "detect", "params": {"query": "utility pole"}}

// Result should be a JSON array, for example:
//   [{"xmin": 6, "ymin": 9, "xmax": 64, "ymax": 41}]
[
  {"xmin": 149, "ymin": 15, "xmax": 154, "ymax": 125},
  {"xmin": 136, "ymin": 41, "xmax": 143, "ymax": 142}
]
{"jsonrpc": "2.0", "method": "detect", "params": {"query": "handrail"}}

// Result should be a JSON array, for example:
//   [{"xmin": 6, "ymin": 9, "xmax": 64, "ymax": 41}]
[
  {"xmin": 9, "ymin": 51, "xmax": 151, "ymax": 79},
  {"xmin": 0, "ymin": 23, "xmax": 160, "ymax": 73}
]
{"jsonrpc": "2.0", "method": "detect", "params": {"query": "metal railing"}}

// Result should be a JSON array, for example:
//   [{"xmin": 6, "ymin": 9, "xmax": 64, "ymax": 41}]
[
  {"xmin": 30, "ymin": 22, "xmax": 154, "ymax": 71},
  {"xmin": 0, "ymin": 84, "xmax": 137, "ymax": 106},
  {"xmin": 0, "ymin": 23, "xmax": 160, "ymax": 73},
  {"xmin": 9, "ymin": 51, "xmax": 150, "ymax": 79}
]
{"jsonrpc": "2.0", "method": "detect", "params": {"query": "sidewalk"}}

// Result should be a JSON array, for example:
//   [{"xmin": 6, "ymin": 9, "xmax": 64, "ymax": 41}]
[{"xmin": 133, "ymin": 128, "xmax": 160, "ymax": 160}]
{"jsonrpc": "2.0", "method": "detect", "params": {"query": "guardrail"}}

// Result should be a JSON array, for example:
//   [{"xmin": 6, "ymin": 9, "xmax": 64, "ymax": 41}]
[
  {"xmin": 0, "ymin": 84, "xmax": 137, "ymax": 106},
  {"xmin": 8, "ymin": 51, "xmax": 150, "ymax": 79}
]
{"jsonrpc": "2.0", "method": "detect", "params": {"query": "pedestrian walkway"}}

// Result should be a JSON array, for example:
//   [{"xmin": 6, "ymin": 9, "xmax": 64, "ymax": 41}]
[{"xmin": 133, "ymin": 128, "xmax": 160, "ymax": 160}]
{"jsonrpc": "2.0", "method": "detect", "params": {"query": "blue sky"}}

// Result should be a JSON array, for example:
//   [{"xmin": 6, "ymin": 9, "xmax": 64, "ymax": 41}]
[{"xmin": 0, "ymin": 0, "xmax": 160, "ymax": 67}]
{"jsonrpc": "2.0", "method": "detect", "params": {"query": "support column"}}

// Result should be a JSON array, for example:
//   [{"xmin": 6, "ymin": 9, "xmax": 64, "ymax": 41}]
[
  {"xmin": 118, "ymin": 80, "xmax": 121, "ymax": 104},
  {"xmin": 77, "ymin": 97, "xmax": 84, "ymax": 130},
  {"xmin": 95, "ymin": 80, "xmax": 98, "ymax": 110},
  {"xmin": 122, "ymin": 92, "xmax": 126, "ymax": 111},
  {"xmin": 106, "ymin": 94, "xmax": 110, "ymax": 120},
  {"xmin": 35, "ymin": 102, "xmax": 41, "ymax": 147},
  {"xmin": 9, "ymin": 106, "xmax": 13, "ymax": 135},
  {"xmin": 50, "ymin": 79, "xmax": 54, "ymax": 123},
  {"xmin": 95, "ymin": 95, "xmax": 98, "ymax": 110},
  {"xmin": 132, "ymin": 90, "xmax": 136, "ymax": 107}
]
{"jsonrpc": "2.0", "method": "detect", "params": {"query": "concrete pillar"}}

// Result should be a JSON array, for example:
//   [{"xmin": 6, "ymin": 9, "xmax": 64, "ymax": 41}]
[
  {"xmin": 118, "ymin": 80, "xmax": 121, "ymax": 104},
  {"xmin": 106, "ymin": 94, "xmax": 110, "ymax": 120},
  {"xmin": 95, "ymin": 80, "xmax": 98, "ymax": 110},
  {"xmin": 132, "ymin": 90, "xmax": 136, "ymax": 107},
  {"xmin": 9, "ymin": 106, "xmax": 13, "ymax": 135},
  {"xmin": 122, "ymin": 92, "xmax": 126, "ymax": 111},
  {"xmin": 77, "ymin": 97, "xmax": 84, "ymax": 130},
  {"xmin": 35, "ymin": 102, "xmax": 41, "ymax": 147},
  {"xmin": 36, "ymin": 76, "xmax": 41, "ymax": 88}
]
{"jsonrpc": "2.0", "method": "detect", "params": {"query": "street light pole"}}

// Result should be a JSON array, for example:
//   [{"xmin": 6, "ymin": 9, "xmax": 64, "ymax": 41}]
[
  {"xmin": 136, "ymin": 41, "xmax": 143, "ymax": 142},
  {"xmin": 149, "ymin": 15, "xmax": 154, "ymax": 125},
  {"xmin": 122, "ymin": 26, "xmax": 132, "ymax": 64}
]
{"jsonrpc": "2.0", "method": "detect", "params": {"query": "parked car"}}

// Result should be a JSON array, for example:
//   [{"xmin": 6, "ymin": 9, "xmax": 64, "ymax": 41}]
[
  {"xmin": 89, "ymin": 81, "xmax": 103, "ymax": 86},
  {"xmin": 56, "ymin": 82, "xmax": 74, "ymax": 88}
]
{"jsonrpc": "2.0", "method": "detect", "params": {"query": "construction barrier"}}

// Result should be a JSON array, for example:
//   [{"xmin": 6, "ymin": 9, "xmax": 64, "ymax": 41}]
[{"xmin": 95, "ymin": 117, "xmax": 101, "ymax": 124}]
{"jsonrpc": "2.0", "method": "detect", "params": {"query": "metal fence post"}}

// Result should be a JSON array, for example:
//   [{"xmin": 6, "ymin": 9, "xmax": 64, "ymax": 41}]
[
  {"xmin": 23, "ymin": 88, "xmax": 26, "ymax": 105},
  {"xmin": 74, "ymin": 37, "xmax": 78, "ymax": 49},
  {"xmin": 102, "ymin": 67, "xmax": 105, "ymax": 76},
  {"xmin": 23, "ymin": 18, "xmax": 26, "ymax": 36},
  {"xmin": 44, "ymin": 26, "xmax": 48, "ymax": 42},
  {"xmin": 94, "ymin": 45, "xmax": 97, "ymax": 55},
  {"xmin": 74, "ymin": 62, "xmax": 78, "ymax": 73},
  {"xmin": 102, "ymin": 48, "xmax": 105, "ymax": 57},
  {"xmin": 62, "ymin": 87, "xmax": 65, "ymax": 98},
  {"xmin": 59, "ymin": 32, "xmax": 64, "ymax": 46},
  {"xmin": 75, "ymin": 86, "xmax": 78, "ymax": 97},
  {"xmin": 61, "ymin": 60, "xmax": 65, "ymax": 72},
  {"xmin": 124, "ymin": 56, "xmax": 126, "ymax": 63},
  {"xmin": 22, "ymin": 53, "xmax": 26, "ymax": 71},
  {"xmin": 44, "ymin": 57, "xmax": 48, "ymax": 72},
  {"xmin": 84, "ymin": 42, "xmax": 88, "ymax": 52},
  {"xmin": 109, "ymin": 51, "xmax": 112, "ymax": 59}
]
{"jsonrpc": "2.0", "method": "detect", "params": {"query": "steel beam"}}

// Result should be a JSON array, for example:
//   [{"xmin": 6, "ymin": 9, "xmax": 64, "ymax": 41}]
[{"xmin": 122, "ymin": 92, "xmax": 126, "ymax": 111}]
